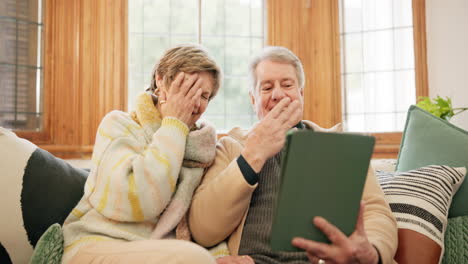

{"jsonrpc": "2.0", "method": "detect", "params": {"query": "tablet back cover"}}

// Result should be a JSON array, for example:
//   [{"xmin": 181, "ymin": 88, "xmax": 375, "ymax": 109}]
[{"xmin": 270, "ymin": 131, "xmax": 375, "ymax": 252}]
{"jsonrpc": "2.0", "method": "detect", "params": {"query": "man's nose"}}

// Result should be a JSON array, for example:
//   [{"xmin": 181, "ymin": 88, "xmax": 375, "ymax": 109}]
[{"xmin": 271, "ymin": 84, "xmax": 285, "ymax": 100}]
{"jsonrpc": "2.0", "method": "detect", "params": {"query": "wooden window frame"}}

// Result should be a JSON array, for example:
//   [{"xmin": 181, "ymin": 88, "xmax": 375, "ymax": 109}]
[
  {"xmin": 15, "ymin": 0, "xmax": 426, "ymax": 159},
  {"xmin": 15, "ymin": 0, "xmax": 128, "ymax": 158}
]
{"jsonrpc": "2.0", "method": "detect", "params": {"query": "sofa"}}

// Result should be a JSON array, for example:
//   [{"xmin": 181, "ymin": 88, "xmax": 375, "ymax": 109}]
[
  {"xmin": 0, "ymin": 127, "xmax": 88, "ymax": 264},
  {"xmin": 1, "ymin": 105, "xmax": 467, "ymax": 264}
]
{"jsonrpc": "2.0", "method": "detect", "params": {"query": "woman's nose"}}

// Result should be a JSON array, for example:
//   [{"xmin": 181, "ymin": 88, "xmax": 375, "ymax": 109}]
[{"xmin": 193, "ymin": 98, "xmax": 201, "ymax": 113}]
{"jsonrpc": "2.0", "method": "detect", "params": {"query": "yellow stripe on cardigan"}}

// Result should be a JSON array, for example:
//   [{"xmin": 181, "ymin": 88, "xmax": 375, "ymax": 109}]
[
  {"xmin": 64, "ymin": 235, "xmax": 112, "ymax": 253},
  {"xmin": 97, "ymin": 178, "xmax": 110, "ymax": 213},
  {"xmin": 98, "ymin": 128, "xmax": 113, "ymax": 140},
  {"xmin": 211, "ymin": 249, "xmax": 230, "ymax": 257},
  {"xmin": 92, "ymin": 157, "xmax": 101, "ymax": 166},
  {"xmin": 104, "ymin": 217, "xmax": 152, "ymax": 238},
  {"xmin": 85, "ymin": 185, "xmax": 95, "ymax": 196},
  {"xmin": 123, "ymin": 123, "xmax": 143, "ymax": 136},
  {"xmin": 128, "ymin": 172, "xmax": 145, "ymax": 221},
  {"xmin": 71, "ymin": 208, "xmax": 85, "ymax": 219},
  {"xmin": 136, "ymin": 93, "xmax": 161, "ymax": 126},
  {"xmin": 112, "ymin": 153, "xmax": 133, "ymax": 171},
  {"xmin": 111, "ymin": 177, "xmax": 124, "ymax": 220},
  {"xmin": 143, "ymin": 166, "xmax": 164, "ymax": 213},
  {"xmin": 84, "ymin": 180, "xmax": 95, "ymax": 195},
  {"xmin": 161, "ymin": 117, "xmax": 189, "ymax": 136},
  {"xmin": 148, "ymin": 148, "xmax": 175, "ymax": 192}
]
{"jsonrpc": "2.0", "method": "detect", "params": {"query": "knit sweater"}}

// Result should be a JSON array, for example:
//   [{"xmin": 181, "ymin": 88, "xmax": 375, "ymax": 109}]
[
  {"xmin": 61, "ymin": 92, "xmax": 215, "ymax": 263},
  {"xmin": 239, "ymin": 152, "xmax": 308, "ymax": 263}
]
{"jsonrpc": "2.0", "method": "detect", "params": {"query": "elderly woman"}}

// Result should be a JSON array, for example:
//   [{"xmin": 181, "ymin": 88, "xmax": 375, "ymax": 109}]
[{"xmin": 61, "ymin": 44, "xmax": 222, "ymax": 264}]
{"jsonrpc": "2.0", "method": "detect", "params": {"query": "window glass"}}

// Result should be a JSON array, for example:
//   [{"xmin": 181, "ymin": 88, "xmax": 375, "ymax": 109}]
[
  {"xmin": 0, "ymin": 0, "xmax": 44, "ymax": 131},
  {"xmin": 340, "ymin": 0, "xmax": 416, "ymax": 132},
  {"xmin": 128, "ymin": 0, "xmax": 265, "ymax": 131}
]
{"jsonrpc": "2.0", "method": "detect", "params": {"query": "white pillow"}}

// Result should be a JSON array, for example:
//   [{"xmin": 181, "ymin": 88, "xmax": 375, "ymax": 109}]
[{"xmin": 0, "ymin": 127, "xmax": 37, "ymax": 263}]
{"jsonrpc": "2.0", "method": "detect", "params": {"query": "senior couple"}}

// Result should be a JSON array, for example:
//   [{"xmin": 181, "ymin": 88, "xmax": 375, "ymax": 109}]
[{"xmin": 61, "ymin": 44, "xmax": 397, "ymax": 264}]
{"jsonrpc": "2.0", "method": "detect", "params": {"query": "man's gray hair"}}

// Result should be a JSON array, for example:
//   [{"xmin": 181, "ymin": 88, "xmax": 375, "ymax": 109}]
[{"xmin": 248, "ymin": 46, "xmax": 305, "ymax": 93}]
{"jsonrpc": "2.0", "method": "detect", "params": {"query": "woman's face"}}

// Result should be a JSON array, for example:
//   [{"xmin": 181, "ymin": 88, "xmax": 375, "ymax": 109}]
[
  {"xmin": 156, "ymin": 71, "xmax": 215, "ymax": 128},
  {"xmin": 187, "ymin": 71, "xmax": 215, "ymax": 127}
]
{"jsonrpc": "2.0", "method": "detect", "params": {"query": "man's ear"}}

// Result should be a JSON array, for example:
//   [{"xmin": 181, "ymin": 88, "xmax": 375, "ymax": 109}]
[{"xmin": 249, "ymin": 91, "xmax": 256, "ymax": 108}]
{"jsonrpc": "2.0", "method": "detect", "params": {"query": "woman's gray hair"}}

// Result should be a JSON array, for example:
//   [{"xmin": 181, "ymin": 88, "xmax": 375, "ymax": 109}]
[{"xmin": 248, "ymin": 46, "xmax": 305, "ymax": 93}]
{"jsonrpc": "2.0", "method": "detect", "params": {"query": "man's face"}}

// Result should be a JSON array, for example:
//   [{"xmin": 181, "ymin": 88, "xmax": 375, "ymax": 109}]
[{"xmin": 250, "ymin": 60, "xmax": 304, "ymax": 120}]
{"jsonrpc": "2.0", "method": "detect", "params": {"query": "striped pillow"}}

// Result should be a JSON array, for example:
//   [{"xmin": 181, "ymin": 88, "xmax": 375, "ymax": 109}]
[{"xmin": 377, "ymin": 165, "xmax": 466, "ymax": 264}]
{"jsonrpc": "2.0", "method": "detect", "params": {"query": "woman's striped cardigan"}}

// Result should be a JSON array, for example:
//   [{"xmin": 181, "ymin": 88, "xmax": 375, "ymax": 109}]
[{"xmin": 62, "ymin": 93, "xmax": 190, "ymax": 262}]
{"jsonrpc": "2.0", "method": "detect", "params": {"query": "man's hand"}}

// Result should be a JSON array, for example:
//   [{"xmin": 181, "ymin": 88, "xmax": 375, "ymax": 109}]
[
  {"xmin": 241, "ymin": 97, "xmax": 302, "ymax": 172},
  {"xmin": 291, "ymin": 202, "xmax": 379, "ymax": 264},
  {"xmin": 216, "ymin": 255, "xmax": 255, "ymax": 264}
]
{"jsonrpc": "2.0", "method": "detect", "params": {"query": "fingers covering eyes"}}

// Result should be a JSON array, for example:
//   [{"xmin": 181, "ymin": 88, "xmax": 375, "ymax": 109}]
[{"xmin": 187, "ymin": 77, "xmax": 203, "ymax": 98}]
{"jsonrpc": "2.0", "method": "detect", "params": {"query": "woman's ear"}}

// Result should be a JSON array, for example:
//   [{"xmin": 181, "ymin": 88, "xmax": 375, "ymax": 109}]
[
  {"xmin": 155, "ymin": 74, "xmax": 163, "ymax": 94},
  {"xmin": 159, "ymin": 89, "xmax": 167, "ymax": 101}
]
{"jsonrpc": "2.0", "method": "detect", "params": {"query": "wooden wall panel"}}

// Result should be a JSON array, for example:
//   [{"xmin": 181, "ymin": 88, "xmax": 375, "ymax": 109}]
[
  {"xmin": 18, "ymin": 0, "xmax": 128, "ymax": 158},
  {"xmin": 267, "ymin": 0, "xmax": 342, "ymax": 128},
  {"xmin": 413, "ymin": 0, "xmax": 429, "ymax": 98},
  {"xmin": 77, "ymin": 0, "xmax": 128, "ymax": 148}
]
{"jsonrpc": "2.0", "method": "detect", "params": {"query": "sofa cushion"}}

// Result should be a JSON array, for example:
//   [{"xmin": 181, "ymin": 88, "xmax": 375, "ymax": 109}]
[
  {"xmin": 441, "ymin": 215, "xmax": 468, "ymax": 264},
  {"xmin": 376, "ymin": 165, "xmax": 466, "ymax": 264},
  {"xmin": 396, "ymin": 105, "xmax": 468, "ymax": 217},
  {"xmin": 21, "ymin": 148, "xmax": 88, "ymax": 246},
  {"xmin": 0, "ymin": 127, "xmax": 88, "ymax": 264}
]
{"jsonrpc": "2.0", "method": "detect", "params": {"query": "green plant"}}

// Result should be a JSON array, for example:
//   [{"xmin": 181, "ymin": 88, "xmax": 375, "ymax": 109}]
[{"xmin": 416, "ymin": 96, "xmax": 468, "ymax": 121}]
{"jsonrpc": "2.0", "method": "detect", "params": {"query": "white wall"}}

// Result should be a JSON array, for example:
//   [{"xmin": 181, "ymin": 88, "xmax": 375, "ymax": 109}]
[{"xmin": 426, "ymin": 0, "xmax": 468, "ymax": 130}]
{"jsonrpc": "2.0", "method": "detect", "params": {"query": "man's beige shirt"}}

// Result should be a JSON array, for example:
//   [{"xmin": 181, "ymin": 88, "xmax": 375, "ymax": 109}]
[{"xmin": 189, "ymin": 120, "xmax": 398, "ymax": 264}]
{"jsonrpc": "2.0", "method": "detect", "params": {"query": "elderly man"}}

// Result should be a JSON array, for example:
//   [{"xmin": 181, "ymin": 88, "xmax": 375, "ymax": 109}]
[{"xmin": 189, "ymin": 46, "xmax": 397, "ymax": 264}]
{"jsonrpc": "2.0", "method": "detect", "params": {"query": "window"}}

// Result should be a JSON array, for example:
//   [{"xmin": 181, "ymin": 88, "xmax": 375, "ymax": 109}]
[
  {"xmin": 340, "ymin": 0, "xmax": 416, "ymax": 132},
  {"xmin": 128, "ymin": 0, "xmax": 265, "ymax": 131},
  {"xmin": 0, "ymin": 0, "xmax": 44, "ymax": 131}
]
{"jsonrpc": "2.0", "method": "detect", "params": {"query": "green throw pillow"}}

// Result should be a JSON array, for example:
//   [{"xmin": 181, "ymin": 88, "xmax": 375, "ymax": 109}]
[
  {"xmin": 441, "ymin": 215, "xmax": 468, "ymax": 264},
  {"xmin": 396, "ymin": 105, "xmax": 468, "ymax": 217},
  {"xmin": 29, "ymin": 224, "xmax": 63, "ymax": 264}
]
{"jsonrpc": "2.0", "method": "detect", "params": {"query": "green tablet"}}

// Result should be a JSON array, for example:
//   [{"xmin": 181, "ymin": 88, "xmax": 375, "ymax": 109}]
[{"xmin": 270, "ymin": 130, "xmax": 375, "ymax": 252}]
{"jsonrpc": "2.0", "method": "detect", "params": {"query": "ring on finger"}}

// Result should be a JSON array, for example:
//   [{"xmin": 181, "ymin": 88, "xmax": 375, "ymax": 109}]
[
  {"xmin": 159, "ymin": 100, "xmax": 166, "ymax": 105},
  {"xmin": 318, "ymin": 259, "xmax": 326, "ymax": 264}
]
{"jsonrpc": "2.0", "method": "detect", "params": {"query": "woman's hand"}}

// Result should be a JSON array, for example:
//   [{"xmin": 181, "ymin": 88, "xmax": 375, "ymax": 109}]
[
  {"xmin": 291, "ymin": 202, "xmax": 379, "ymax": 264},
  {"xmin": 158, "ymin": 72, "xmax": 204, "ymax": 126}
]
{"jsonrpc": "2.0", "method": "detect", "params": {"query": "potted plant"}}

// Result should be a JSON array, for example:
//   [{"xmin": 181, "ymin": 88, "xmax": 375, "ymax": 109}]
[{"xmin": 416, "ymin": 96, "xmax": 468, "ymax": 121}]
